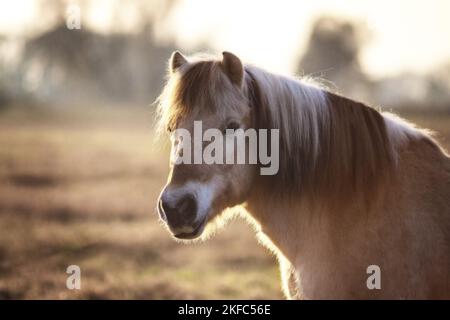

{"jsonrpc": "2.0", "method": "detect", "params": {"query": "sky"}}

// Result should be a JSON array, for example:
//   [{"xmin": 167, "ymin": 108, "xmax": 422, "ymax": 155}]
[{"xmin": 1, "ymin": 0, "xmax": 450, "ymax": 78}]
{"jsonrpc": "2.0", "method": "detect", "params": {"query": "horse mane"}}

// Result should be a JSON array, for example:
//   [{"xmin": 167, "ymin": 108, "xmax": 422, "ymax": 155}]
[
  {"xmin": 156, "ymin": 55, "xmax": 428, "ymax": 207},
  {"xmin": 244, "ymin": 66, "xmax": 397, "ymax": 207}
]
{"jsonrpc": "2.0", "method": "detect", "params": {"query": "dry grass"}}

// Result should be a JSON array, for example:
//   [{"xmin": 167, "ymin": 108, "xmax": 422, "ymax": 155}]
[
  {"xmin": 0, "ymin": 106, "xmax": 281, "ymax": 299},
  {"xmin": 0, "ymin": 106, "xmax": 449, "ymax": 300}
]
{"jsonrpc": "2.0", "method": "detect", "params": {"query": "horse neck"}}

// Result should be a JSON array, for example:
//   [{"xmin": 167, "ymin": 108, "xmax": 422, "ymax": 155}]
[{"xmin": 244, "ymin": 192, "xmax": 324, "ymax": 264}]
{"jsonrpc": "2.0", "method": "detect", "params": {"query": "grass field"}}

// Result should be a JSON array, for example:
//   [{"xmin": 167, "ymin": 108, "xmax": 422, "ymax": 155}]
[
  {"xmin": 0, "ymin": 106, "xmax": 449, "ymax": 299},
  {"xmin": 0, "ymin": 106, "xmax": 281, "ymax": 299}
]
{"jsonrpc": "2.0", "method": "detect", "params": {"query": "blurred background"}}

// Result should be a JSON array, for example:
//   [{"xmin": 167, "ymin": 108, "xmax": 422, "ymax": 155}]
[{"xmin": 0, "ymin": 0, "xmax": 449, "ymax": 299}]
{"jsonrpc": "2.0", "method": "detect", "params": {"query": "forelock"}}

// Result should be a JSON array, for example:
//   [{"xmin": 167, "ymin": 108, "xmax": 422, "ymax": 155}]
[{"xmin": 156, "ymin": 58, "xmax": 246, "ymax": 133}]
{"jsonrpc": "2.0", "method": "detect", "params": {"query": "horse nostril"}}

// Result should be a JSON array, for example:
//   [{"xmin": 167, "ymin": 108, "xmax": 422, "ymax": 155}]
[
  {"xmin": 176, "ymin": 194, "xmax": 197, "ymax": 222},
  {"xmin": 159, "ymin": 194, "xmax": 197, "ymax": 229}
]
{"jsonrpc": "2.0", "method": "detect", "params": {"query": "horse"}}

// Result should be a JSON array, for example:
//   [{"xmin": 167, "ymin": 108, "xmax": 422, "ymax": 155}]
[{"xmin": 155, "ymin": 51, "xmax": 450, "ymax": 299}]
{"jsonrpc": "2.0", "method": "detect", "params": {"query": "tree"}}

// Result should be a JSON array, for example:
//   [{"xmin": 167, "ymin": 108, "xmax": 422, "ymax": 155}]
[{"xmin": 297, "ymin": 17, "xmax": 370, "ymax": 101}]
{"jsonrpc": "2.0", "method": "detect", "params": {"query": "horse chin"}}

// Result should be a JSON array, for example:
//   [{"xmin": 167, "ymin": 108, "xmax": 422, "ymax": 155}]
[{"xmin": 172, "ymin": 215, "xmax": 208, "ymax": 240}]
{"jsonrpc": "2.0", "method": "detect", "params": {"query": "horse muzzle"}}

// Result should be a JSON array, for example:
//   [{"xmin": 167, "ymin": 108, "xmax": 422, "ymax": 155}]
[{"xmin": 157, "ymin": 191, "xmax": 207, "ymax": 239}]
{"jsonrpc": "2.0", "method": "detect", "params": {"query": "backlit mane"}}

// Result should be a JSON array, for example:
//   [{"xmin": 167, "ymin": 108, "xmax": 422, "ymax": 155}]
[{"xmin": 245, "ymin": 66, "xmax": 399, "ymax": 207}]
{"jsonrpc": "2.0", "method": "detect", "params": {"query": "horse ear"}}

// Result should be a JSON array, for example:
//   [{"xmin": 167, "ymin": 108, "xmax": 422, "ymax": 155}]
[
  {"xmin": 170, "ymin": 51, "xmax": 188, "ymax": 74},
  {"xmin": 221, "ymin": 51, "xmax": 244, "ymax": 87}
]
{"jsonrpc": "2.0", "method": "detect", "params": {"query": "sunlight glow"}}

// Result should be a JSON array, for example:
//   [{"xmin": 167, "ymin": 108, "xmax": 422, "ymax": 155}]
[
  {"xmin": 1, "ymin": 0, "xmax": 450, "ymax": 77},
  {"xmin": 163, "ymin": 0, "xmax": 450, "ymax": 77}
]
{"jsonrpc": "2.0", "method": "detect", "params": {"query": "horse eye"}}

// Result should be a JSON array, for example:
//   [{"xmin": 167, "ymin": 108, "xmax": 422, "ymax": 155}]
[{"xmin": 225, "ymin": 121, "xmax": 240, "ymax": 132}]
